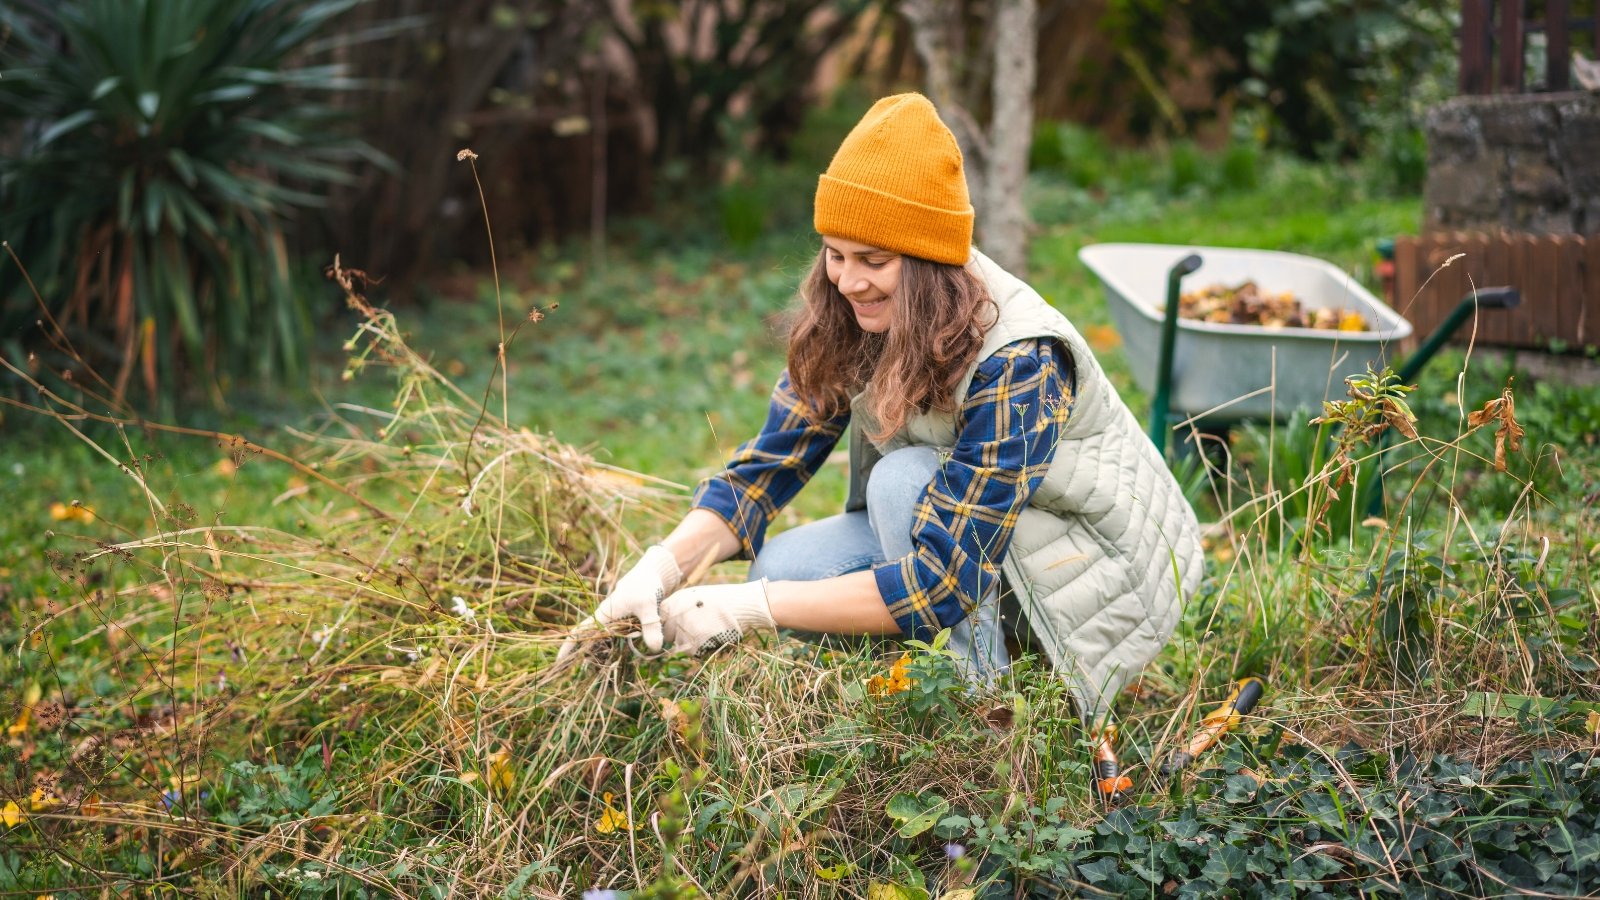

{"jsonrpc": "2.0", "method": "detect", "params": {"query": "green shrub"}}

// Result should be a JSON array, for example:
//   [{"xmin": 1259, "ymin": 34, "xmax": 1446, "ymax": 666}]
[
  {"xmin": 1030, "ymin": 121, "xmax": 1114, "ymax": 189},
  {"xmin": 1166, "ymin": 139, "xmax": 1207, "ymax": 195},
  {"xmin": 0, "ymin": 0, "xmax": 385, "ymax": 404},
  {"xmin": 718, "ymin": 179, "xmax": 769, "ymax": 249},
  {"xmin": 1366, "ymin": 125, "xmax": 1429, "ymax": 196},
  {"xmin": 1218, "ymin": 138, "xmax": 1261, "ymax": 192}
]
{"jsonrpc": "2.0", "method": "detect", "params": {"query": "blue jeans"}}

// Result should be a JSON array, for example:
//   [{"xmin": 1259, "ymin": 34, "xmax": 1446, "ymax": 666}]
[{"xmin": 748, "ymin": 446, "xmax": 1012, "ymax": 683}]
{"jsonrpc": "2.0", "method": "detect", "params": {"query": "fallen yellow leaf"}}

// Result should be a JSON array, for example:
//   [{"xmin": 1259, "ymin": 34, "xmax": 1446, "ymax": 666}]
[
  {"xmin": 1587, "ymin": 709, "xmax": 1600, "ymax": 738},
  {"xmin": 814, "ymin": 862, "xmax": 855, "ymax": 880},
  {"xmin": 2, "ymin": 801, "xmax": 22, "ymax": 828},
  {"xmin": 1337, "ymin": 311, "xmax": 1369, "ymax": 331},
  {"xmin": 80, "ymin": 794, "xmax": 106, "ymax": 818},
  {"xmin": 1084, "ymin": 324, "xmax": 1123, "ymax": 352},
  {"xmin": 7, "ymin": 683, "xmax": 40, "ymax": 736},
  {"xmin": 214, "ymin": 457, "xmax": 238, "ymax": 477}
]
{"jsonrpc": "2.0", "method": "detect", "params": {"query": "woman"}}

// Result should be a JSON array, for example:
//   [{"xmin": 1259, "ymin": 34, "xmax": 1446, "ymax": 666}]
[{"xmin": 559, "ymin": 93, "xmax": 1203, "ymax": 725}]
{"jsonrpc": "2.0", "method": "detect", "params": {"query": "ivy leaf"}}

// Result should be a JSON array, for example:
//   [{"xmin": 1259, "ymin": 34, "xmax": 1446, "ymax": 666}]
[
  {"xmin": 885, "ymin": 792, "xmax": 948, "ymax": 839},
  {"xmin": 1161, "ymin": 815, "xmax": 1202, "ymax": 840},
  {"xmin": 1127, "ymin": 858, "xmax": 1162, "ymax": 883},
  {"xmin": 1223, "ymin": 773, "xmax": 1259, "ymax": 803},
  {"xmin": 1201, "ymin": 846, "xmax": 1248, "ymax": 884},
  {"xmin": 1076, "ymin": 856, "xmax": 1121, "ymax": 884}
]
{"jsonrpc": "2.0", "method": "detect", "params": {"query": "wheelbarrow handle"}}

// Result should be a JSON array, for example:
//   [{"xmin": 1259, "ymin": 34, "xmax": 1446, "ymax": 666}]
[
  {"xmin": 1395, "ymin": 287, "xmax": 1521, "ymax": 386},
  {"xmin": 1150, "ymin": 254, "xmax": 1203, "ymax": 454}
]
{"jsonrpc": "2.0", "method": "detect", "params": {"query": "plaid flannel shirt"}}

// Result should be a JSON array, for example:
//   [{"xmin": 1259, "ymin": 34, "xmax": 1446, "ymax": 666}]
[{"xmin": 691, "ymin": 338, "xmax": 1075, "ymax": 643}]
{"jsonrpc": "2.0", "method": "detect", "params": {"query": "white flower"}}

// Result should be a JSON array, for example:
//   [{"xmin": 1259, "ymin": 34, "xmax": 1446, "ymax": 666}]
[{"xmin": 451, "ymin": 595, "xmax": 476, "ymax": 623}]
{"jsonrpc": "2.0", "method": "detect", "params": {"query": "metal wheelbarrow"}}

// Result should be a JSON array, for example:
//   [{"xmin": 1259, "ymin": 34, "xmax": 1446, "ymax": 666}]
[{"xmin": 1079, "ymin": 241, "xmax": 1520, "ymax": 503}]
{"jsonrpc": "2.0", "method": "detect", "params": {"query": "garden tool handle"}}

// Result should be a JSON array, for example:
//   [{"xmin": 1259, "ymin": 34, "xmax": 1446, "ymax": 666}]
[
  {"xmin": 1093, "ymin": 724, "xmax": 1133, "ymax": 805},
  {"xmin": 1159, "ymin": 677, "xmax": 1266, "ymax": 778}
]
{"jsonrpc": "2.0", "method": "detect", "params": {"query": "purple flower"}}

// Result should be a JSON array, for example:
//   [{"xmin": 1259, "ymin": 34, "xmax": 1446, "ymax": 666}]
[
  {"xmin": 582, "ymin": 891, "xmax": 622, "ymax": 900},
  {"xmin": 944, "ymin": 842, "xmax": 966, "ymax": 860}
]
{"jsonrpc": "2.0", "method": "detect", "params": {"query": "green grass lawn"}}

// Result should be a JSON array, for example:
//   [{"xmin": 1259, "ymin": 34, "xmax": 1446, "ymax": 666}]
[{"xmin": 4, "ymin": 139, "xmax": 1600, "ymax": 896}]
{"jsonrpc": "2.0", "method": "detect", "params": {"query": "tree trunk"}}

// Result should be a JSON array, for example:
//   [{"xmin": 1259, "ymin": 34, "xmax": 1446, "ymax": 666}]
[
  {"xmin": 899, "ymin": 0, "xmax": 1036, "ymax": 276},
  {"xmin": 901, "ymin": 0, "xmax": 990, "ymax": 210},
  {"xmin": 984, "ymin": 0, "xmax": 1036, "ymax": 276}
]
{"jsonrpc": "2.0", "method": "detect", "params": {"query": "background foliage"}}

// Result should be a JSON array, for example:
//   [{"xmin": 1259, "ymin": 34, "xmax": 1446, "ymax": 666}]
[{"xmin": 0, "ymin": 0, "xmax": 386, "ymax": 404}]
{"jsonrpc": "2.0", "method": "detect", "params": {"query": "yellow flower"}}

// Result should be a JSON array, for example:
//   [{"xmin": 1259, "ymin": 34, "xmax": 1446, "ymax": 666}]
[
  {"xmin": 48, "ymin": 502, "xmax": 94, "ymax": 523},
  {"xmin": 867, "ymin": 653, "xmax": 915, "ymax": 697},
  {"xmin": 594, "ymin": 792, "xmax": 633, "ymax": 834},
  {"xmin": 488, "ymin": 748, "xmax": 514, "ymax": 793}
]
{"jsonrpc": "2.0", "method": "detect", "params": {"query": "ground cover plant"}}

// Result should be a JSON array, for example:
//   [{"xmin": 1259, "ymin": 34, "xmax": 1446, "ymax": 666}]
[{"xmin": 3, "ymin": 132, "xmax": 1600, "ymax": 896}]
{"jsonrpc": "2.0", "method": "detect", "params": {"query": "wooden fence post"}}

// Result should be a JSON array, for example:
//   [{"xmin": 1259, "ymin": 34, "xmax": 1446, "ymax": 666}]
[
  {"xmin": 1547, "ymin": 0, "xmax": 1571, "ymax": 91},
  {"xmin": 1498, "ymin": 0, "xmax": 1526, "ymax": 93},
  {"xmin": 1556, "ymin": 236, "xmax": 1584, "ymax": 349},
  {"xmin": 1585, "ymin": 239, "xmax": 1600, "ymax": 349},
  {"xmin": 1461, "ymin": 0, "xmax": 1493, "ymax": 94}
]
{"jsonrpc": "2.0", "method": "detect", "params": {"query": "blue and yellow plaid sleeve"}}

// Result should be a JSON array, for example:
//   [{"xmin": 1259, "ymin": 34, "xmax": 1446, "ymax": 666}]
[
  {"xmin": 691, "ymin": 369, "xmax": 849, "ymax": 559},
  {"xmin": 874, "ymin": 338, "xmax": 1075, "ymax": 643}
]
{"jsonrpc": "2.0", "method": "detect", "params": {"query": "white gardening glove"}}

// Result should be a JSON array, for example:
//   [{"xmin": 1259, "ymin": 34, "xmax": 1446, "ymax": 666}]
[
  {"xmin": 660, "ymin": 580, "xmax": 776, "ymax": 655},
  {"xmin": 556, "ymin": 545, "xmax": 683, "ymax": 661}
]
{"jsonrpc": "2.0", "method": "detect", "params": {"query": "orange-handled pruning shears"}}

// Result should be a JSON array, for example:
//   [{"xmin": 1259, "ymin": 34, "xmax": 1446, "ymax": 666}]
[
  {"xmin": 1093, "ymin": 724, "xmax": 1133, "ymax": 806},
  {"xmin": 1159, "ymin": 676, "xmax": 1267, "ymax": 779}
]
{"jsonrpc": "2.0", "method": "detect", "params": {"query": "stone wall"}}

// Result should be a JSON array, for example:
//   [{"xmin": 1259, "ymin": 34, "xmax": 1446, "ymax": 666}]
[{"xmin": 1424, "ymin": 92, "xmax": 1600, "ymax": 235}]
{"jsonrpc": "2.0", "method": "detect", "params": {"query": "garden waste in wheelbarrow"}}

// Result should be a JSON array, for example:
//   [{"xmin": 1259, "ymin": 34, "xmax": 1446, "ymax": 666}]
[{"xmin": 1079, "ymin": 243, "xmax": 1413, "ymax": 425}]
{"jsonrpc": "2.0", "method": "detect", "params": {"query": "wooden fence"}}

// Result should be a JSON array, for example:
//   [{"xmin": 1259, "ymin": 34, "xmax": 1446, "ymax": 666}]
[
  {"xmin": 1461, "ymin": 0, "xmax": 1598, "ymax": 94},
  {"xmin": 1392, "ymin": 233, "xmax": 1599, "ymax": 350}
]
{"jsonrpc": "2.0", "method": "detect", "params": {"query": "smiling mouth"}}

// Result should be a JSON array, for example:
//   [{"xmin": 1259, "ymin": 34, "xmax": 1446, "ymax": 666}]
[{"xmin": 849, "ymin": 297, "xmax": 888, "ymax": 312}]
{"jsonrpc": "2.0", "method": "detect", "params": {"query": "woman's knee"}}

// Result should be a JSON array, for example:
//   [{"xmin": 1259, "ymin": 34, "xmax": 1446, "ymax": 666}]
[
  {"xmin": 749, "ymin": 514, "xmax": 882, "ymax": 582},
  {"xmin": 865, "ymin": 447, "xmax": 942, "ymax": 516},
  {"xmin": 865, "ymin": 447, "xmax": 943, "ymax": 551},
  {"xmin": 748, "ymin": 530, "xmax": 811, "ymax": 582}
]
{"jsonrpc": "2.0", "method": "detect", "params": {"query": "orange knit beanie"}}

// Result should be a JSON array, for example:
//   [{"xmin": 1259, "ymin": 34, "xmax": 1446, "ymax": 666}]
[{"xmin": 814, "ymin": 93, "xmax": 974, "ymax": 266}]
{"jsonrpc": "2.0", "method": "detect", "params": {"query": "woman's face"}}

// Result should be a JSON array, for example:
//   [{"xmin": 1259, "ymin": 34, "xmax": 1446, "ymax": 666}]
[{"xmin": 823, "ymin": 237, "xmax": 902, "ymax": 333}]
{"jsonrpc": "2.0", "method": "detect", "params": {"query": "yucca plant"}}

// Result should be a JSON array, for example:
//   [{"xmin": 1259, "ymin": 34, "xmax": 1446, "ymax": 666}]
[{"xmin": 0, "ymin": 0, "xmax": 386, "ymax": 404}]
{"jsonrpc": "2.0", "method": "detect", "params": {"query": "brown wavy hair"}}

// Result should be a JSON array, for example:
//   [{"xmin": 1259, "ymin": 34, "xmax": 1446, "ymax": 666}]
[{"xmin": 787, "ymin": 248, "xmax": 997, "ymax": 442}]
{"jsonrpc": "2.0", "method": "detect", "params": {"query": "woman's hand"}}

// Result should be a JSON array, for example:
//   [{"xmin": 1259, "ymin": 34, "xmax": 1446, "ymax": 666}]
[
  {"xmin": 660, "ymin": 580, "xmax": 776, "ymax": 654},
  {"xmin": 556, "ymin": 545, "xmax": 683, "ymax": 661}
]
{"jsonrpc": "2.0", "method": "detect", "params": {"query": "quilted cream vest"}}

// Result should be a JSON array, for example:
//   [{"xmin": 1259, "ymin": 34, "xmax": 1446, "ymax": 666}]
[{"xmin": 845, "ymin": 249, "xmax": 1204, "ymax": 720}]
